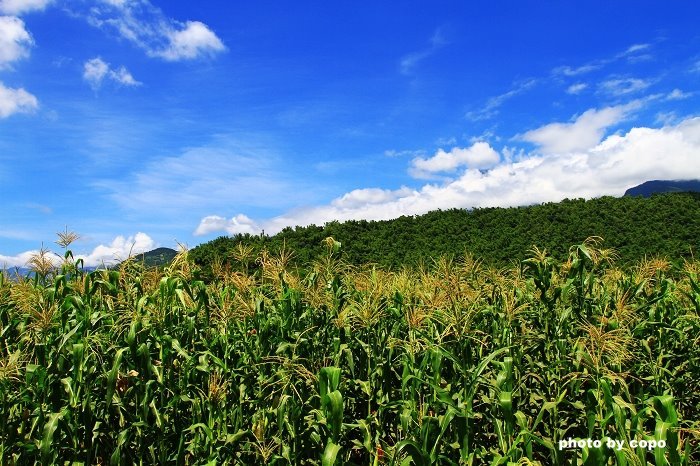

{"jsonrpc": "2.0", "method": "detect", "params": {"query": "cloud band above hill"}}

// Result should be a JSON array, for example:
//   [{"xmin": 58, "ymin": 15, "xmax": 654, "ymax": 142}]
[{"xmin": 195, "ymin": 115, "xmax": 700, "ymax": 237}]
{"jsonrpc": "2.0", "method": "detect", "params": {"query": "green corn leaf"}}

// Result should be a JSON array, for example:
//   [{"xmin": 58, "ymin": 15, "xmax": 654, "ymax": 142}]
[
  {"xmin": 326, "ymin": 390, "xmax": 344, "ymax": 442},
  {"xmin": 319, "ymin": 366, "xmax": 341, "ymax": 400},
  {"xmin": 106, "ymin": 347, "xmax": 128, "ymax": 410},
  {"xmin": 391, "ymin": 440, "xmax": 427, "ymax": 466},
  {"xmin": 322, "ymin": 441, "xmax": 342, "ymax": 466},
  {"xmin": 40, "ymin": 410, "xmax": 64, "ymax": 464}
]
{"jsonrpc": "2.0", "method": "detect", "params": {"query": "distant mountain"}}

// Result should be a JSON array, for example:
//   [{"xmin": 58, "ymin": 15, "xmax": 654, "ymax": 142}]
[
  {"xmin": 132, "ymin": 247, "xmax": 178, "ymax": 267},
  {"xmin": 1, "ymin": 266, "xmax": 101, "ymax": 280},
  {"xmin": 1, "ymin": 267, "xmax": 31, "ymax": 278},
  {"xmin": 624, "ymin": 179, "xmax": 700, "ymax": 197},
  {"xmin": 1, "ymin": 248, "xmax": 178, "ymax": 279}
]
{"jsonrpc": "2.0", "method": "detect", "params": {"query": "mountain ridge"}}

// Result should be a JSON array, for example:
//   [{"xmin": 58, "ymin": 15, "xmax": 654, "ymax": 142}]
[{"xmin": 624, "ymin": 179, "xmax": 700, "ymax": 197}]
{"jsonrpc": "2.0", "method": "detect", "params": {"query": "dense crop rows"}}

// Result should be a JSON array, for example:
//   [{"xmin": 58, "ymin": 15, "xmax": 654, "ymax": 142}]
[{"xmin": 1, "ymin": 235, "xmax": 699, "ymax": 464}]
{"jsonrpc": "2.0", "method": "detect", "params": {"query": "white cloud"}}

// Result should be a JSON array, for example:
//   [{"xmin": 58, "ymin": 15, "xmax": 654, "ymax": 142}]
[
  {"xmin": 0, "ymin": 16, "xmax": 39, "ymax": 117},
  {"xmin": 566, "ymin": 82, "xmax": 588, "ymax": 95},
  {"xmin": 75, "ymin": 232, "xmax": 157, "ymax": 266},
  {"xmin": 552, "ymin": 43, "xmax": 653, "ymax": 79},
  {"xmin": 466, "ymin": 79, "xmax": 537, "ymax": 121},
  {"xmin": 159, "ymin": 20, "xmax": 225, "ymax": 61},
  {"xmin": 399, "ymin": 28, "xmax": 447, "ymax": 75},
  {"xmin": 24, "ymin": 202, "xmax": 52, "ymax": 214},
  {"xmin": 435, "ymin": 136, "xmax": 457, "ymax": 146},
  {"xmin": 626, "ymin": 53, "xmax": 653, "ymax": 64},
  {"xmin": 624, "ymin": 43, "xmax": 650, "ymax": 54},
  {"xmin": 520, "ymin": 104, "xmax": 635, "ymax": 154},
  {"xmin": 83, "ymin": 57, "xmax": 108, "ymax": 87},
  {"xmin": 384, "ymin": 149, "xmax": 425, "ymax": 158},
  {"xmin": 330, "ymin": 187, "xmax": 415, "ymax": 210},
  {"xmin": 0, "ymin": 249, "xmax": 59, "ymax": 269},
  {"xmin": 83, "ymin": 57, "xmax": 140, "ymax": 89},
  {"xmin": 0, "ymin": 81, "xmax": 37, "ymax": 117},
  {"xmin": 553, "ymin": 64, "xmax": 601, "ymax": 77},
  {"xmin": 655, "ymin": 111, "xmax": 678, "ymax": 126},
  {"xmin": 197, "ymin": 117, "xmax": 700, "ymax": 237},
  {"xmin": 0, "ymin": 228, "xmax": 41, "ymax": 240},
  {"xmin": 599, "ymin": 78, "xmax": 651, "ymax": 96},
  {"xmin": 399, "ymin": 52, "xmax": 427, "ymax": 75},
  {"xmin": 0, "ymin": 15, "xmax": 32, "ymax": 68},
  {"xmin": 622, "ymin": 43, "xmax": 652, "ymax": 63},
  {"xmin": 0, "ymin": 232, "xmax": 157, "ymax": 268},
  {"xmin": 469, "ymin": 131, "xmax": 498, "ymax": 144},
  {"xmin": 95, "ymin": 138, "xmax": 314, "ymax": 216},
  {"xmin": 194, "ymin": 214, "xmax": 258, "ymax": 236},
  {"xmin": 666, "ymin": 88, "xmax": 692, "ymax": 101},
  {"xmin": 410, "ymin": 142, "xmax": 500, "ymax": 178},
  {"xmin": 0, "ymin": 0, "xmax": 51, "ymax": 15},
  {"xmin": 81, "ymin": 1, "xmax": 225, "ymax": 61},
  {"xmin": 101, "ymin": 0, "xmax": 129, "ymax": 7},
  {"xmin": 110, "ymin": 65, "xmax": 139, "ymax": 85}
]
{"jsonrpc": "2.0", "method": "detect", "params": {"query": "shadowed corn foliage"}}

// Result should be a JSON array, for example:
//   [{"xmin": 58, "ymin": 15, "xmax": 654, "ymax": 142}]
[{"xmin": 0, "ymin": 233, "xmax": 699, "ymax": 465}]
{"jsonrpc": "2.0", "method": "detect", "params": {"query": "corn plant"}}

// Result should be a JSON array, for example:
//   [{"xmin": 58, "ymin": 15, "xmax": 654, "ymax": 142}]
[{"xmin": 0, "ymin": 234, "xmax": 698, "ymax": 464}]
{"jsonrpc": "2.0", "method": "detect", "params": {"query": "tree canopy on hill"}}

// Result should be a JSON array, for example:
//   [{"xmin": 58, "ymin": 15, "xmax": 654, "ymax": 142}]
[
  {"xmin": 132, "ymin": 247, "xmax": 178, "ymax": 268},
  {"xmin": 189, "ymin": 192, "xmax": 700, "ymax": 277}
]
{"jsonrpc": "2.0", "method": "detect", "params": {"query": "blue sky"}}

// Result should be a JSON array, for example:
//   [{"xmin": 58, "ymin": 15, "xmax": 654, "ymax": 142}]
[{"xmin": 1, "ymin": 0, "xmax": 700, "ymax": 266}]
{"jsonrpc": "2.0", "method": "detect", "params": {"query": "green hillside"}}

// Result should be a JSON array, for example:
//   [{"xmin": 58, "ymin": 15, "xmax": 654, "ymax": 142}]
[
  {"xmin": 190, "ymin": 192, "xmax": 700, "ymax": 277},
  {"xmin": 132, "ymin": 247, "xmax": 178, "ymax": 267}
]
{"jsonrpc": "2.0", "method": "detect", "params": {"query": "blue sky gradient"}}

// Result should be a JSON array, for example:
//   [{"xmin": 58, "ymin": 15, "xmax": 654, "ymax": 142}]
[{"xmin": 1, "ymin": 0, "xmax": 700, "ymax": 266}]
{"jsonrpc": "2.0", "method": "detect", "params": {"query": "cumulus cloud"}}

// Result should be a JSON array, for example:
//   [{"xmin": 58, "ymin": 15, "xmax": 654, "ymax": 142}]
[
  {"xmin": 194, "ymin": 214, "xmax": 259, "ymax": 236},
  {"xmin": 0, "ymin": 15, "xmax": 32, "ymax": 68},
  {"xmin": 410, "ymin": 142, "xmax": 500, "ymax": 178},
  {"xmin": 0, "ymin": 81, "xmax": 37, "ymax": 117},
  {"xmin": 75, "ymin": 232, "xmax": 157, "ymax": 266},
  {"xmin": 520, "ymin": 104, "xmax": 635, "ymax": 154},
  {"xmin": 83, "ymin": 57, "xmax": 140, "ymax": 89},
  {"xmin": 330, "ymin": 187, "xmax": 416, "ymax": 209},
  {"xmin": 159, "ymin": 21, "xmax": 225, "ymax": 61},
  {"xmin": 83, "ymin": 57, "xmax": 108, "ymax": 86},
  {"xmin": 0, "ymin": 249, "xmax": 59, "ymax": 269},
  {"xmin": 195, "ymin": 117, "xmax": 700, "ymax": 237},
  {"xmin": 110, "ymin": 65, "xmax": 139, "ymax": 85},
  {"xmin": 0, "ymin": 0, "xmax": 51, "ymax": 15},
  {"xmin": 81, "ymin": 0, "xmax": 225, "ymax": 61},
  {"xmin": 0, "ymin": 232, "xmax": 157, "ymax": 268}
]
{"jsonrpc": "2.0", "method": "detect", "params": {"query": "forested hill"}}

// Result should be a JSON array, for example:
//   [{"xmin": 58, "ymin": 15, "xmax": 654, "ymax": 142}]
[
  {"xmin": 133, "ymin": 247, "xmax": 178, "ymax": 267},
  {"xmin": 189, "ymin": 192, "xmax": 700, "ymax": 273}
]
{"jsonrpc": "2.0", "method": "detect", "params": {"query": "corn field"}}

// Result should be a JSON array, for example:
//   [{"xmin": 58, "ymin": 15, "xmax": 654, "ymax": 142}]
[{"xmin": 1, "ymin": 235, "xmax": 699, "ymax": 465}]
